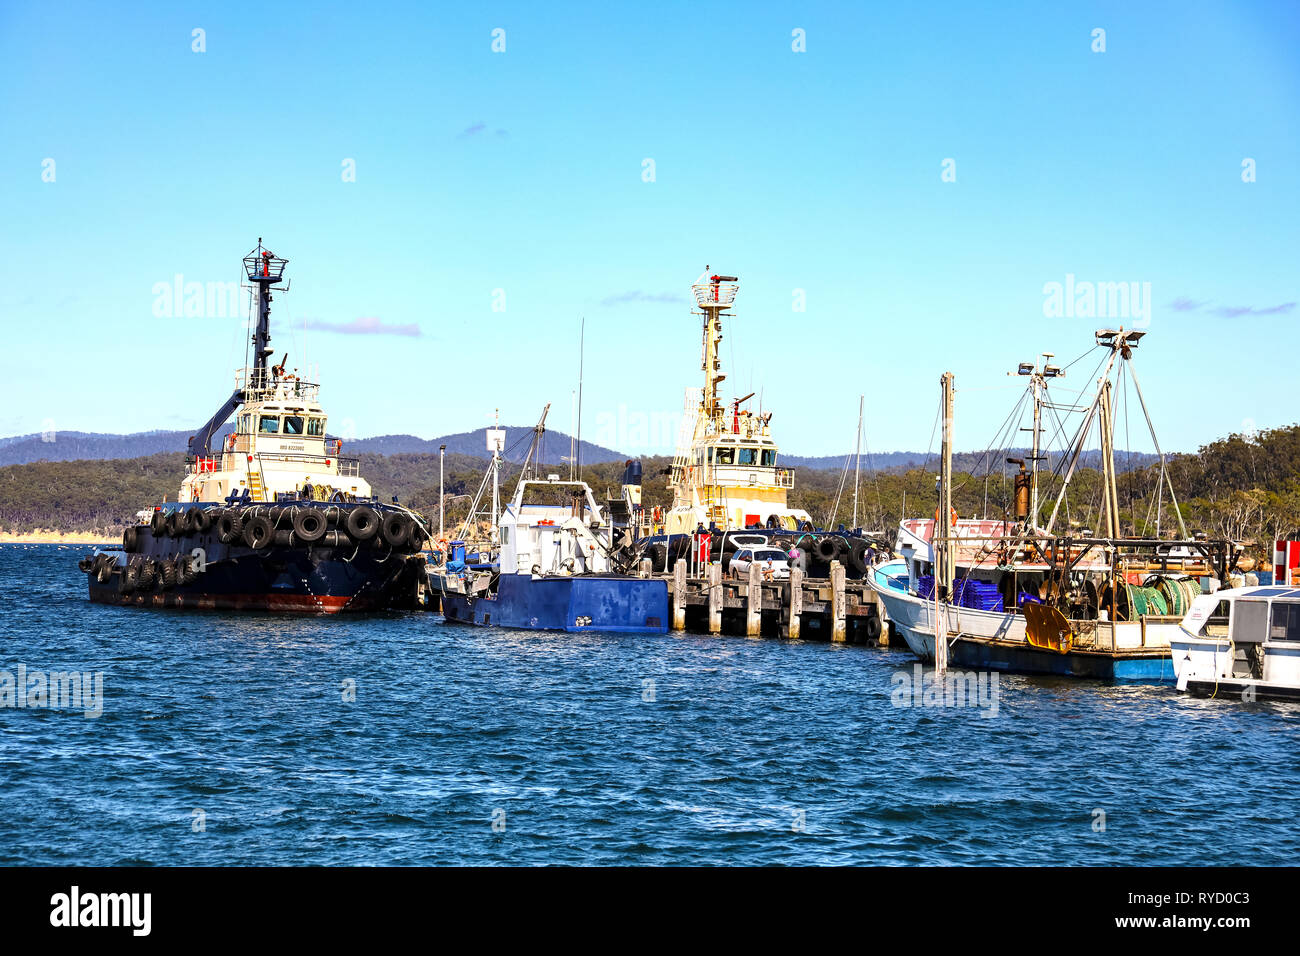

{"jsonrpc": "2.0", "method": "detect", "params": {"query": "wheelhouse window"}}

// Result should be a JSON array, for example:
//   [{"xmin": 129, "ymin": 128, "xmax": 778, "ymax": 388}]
[
  {"xmin": 761, "ymin": 449, "xmax": 776, "ymax": 466},
  {"xmin": 239, "ymin": 414, "xmax": 251, "ymax": 434},
  {"xmin": 738, "ymin": 447, "xmax": 757, "ymax": 465},
  {"xmin": 283, "ymin": 415, "xmax": 305, "ymax": 435},
  {"xmin": 715, "ymin": 447, "xmax": 734, "ymax": 465},
  {"xmin": 307, "ymin": 417, "xmax": 325, "ymax": 437},
  {"xmin": 259, "ymin": 415, "xmax": 280, "ymax": 434},
  {"xmin": 1269, "ymin": 601, "xmax": 1300, "ymax": 642}
]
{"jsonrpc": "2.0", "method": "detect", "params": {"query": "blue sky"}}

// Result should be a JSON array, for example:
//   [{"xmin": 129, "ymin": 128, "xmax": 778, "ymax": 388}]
[{"xmin": 1, "ymin": 1, "xmax": 1297, "ymax": 458}]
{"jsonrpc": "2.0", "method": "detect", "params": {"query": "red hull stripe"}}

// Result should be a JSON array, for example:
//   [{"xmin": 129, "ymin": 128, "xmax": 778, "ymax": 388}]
[{"xmin": 88, "ymin": 589, "xmax": 367, "ymax": 614}]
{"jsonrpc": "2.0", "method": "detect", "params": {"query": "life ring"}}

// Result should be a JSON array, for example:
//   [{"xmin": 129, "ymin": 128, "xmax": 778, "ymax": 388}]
[{"xmin": 934, "ymin": 506, "xmax": 958, "ymax": 526}]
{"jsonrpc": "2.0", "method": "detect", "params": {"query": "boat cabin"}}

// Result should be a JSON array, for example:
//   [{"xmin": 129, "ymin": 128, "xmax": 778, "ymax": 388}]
[
  {"xmin": 499, "ymin": 478, "xmax": 617, "ymax": 576},
  {"xmin": 1177, "ymin": 586, "xmax": 1300, "ymax": 686},
  {"xmin": 179, "ymin": 372, "xmax": 371, "ymax": 504}
]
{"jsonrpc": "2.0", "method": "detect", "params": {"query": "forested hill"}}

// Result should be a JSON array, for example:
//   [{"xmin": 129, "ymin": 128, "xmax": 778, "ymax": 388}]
[{"xmin": 2, "ymin": 425, "xmax": 1298, "ymax": 560}]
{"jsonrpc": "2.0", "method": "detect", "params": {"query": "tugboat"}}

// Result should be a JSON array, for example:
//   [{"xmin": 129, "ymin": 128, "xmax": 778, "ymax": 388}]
[
  {"xmin": 78, "ymin": 240, "xmax": 430, "ymax": 612},
  {"xmin": 662, "ymin": 270, "xmax": 813, "ymax": 536},
  {"xmin": 433, "ymin": 408, "xmax": 669, "ymax": 632}
]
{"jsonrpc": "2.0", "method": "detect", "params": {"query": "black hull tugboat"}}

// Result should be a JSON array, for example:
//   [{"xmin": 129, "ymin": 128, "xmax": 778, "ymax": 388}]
[{"xmin": 79, "ymin": 241, "xmax": 430, "ymax": 613}]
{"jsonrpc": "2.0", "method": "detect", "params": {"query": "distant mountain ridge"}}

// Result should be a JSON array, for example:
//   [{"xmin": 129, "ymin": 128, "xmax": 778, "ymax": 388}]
[
  {"xmin": 0, "ymin": 426, "xmax": 624, "ymax": 468},
  {"xmin": 0, "ymin": 428, "xmax": 1163, "ymax": 473}
]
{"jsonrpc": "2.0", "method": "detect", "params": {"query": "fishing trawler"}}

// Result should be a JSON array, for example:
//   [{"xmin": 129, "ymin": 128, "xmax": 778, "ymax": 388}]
[
  {"xmin": 868, "ymin": 329, "xmax": 1240, "ymax": 680},
  {"xmin": 660, "ymin": 270, "xmax": 813, "ymax": 536},
  {"xmin": 434, "ymin": 409, "xmax": 669, "ymax": 632},
  {"xmin": 78, "ymin": 240, "xmax": 430, "ymax": 612}
]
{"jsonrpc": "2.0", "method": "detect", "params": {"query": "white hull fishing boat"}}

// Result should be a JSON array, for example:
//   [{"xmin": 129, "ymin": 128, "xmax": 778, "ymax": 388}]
[
  {"xmin": 1170, "ymin": 585, "xmax": 1300, "ymax": 702},
  {"xmin": 867, "ymin": 329, "xmax": 1239, "ymax": 681}
]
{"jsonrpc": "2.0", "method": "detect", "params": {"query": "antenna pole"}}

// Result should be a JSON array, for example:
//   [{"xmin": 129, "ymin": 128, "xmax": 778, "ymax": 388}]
[
  {"xmin": 576, "ymin": 317, "xmax": 584, "ymax": 480},
  {"xmin": 935, "ymin": 371, "xmax": 955, "ymax": 676},
  {"xmin": 491, "ymin": 408, "xmax": 501, "ymax": 535},
  {"xmin": 853, "ymin": 395, "xmax": 863, "ymax": 529}
]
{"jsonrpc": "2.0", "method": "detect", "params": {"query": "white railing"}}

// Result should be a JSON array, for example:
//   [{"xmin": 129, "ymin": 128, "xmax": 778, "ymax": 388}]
[
  {"xmin": 235, "ymin": 368, "xmax": 321, "ymax": 402},
  {"xmin": 692, "ymin": 281, "xmax": 738, "ymax": 308}
]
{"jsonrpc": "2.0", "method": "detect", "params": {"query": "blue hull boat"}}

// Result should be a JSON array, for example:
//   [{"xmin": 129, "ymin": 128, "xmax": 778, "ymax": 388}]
[{"xmin": 440, "ymin": 572, "xmax": 668, "ymax": 633}]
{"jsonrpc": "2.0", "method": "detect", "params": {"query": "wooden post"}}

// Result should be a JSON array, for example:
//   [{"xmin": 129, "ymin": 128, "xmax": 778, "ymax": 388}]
[
  {"xmin": 787, "ymin": 567, "xmax": 803, "ymax": 639},
  {"xmin": 672, "ymin": 558, "xmax": 687, "ymax": 631},
  {"xmin": 746, "ymin": 561, "xmax": 762, "ymax": 637},
  {"xmin": 830, "ymin": 560, "xmax": 846, "ymax": 642},
  {"xmin": 707, "ymin": 562, "xmax": 722, "ymax": 634}
]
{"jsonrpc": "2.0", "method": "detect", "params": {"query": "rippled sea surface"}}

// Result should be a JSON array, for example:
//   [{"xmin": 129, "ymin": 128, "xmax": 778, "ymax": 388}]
[{"xmin": 2, "ymin": 544, "xmax": 1297, "ymax": 866}]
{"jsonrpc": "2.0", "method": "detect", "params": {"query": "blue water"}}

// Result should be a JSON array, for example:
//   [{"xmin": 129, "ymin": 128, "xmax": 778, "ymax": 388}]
[{"xmin": 2, "ymin": 543, "xmax": 1298, "ymax": 865}]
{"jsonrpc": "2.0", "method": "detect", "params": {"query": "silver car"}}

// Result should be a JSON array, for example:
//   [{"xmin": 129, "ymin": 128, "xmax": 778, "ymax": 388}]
[{"xmin": 730, "ymin": 546, "xmax": 791, "ymax": 580}]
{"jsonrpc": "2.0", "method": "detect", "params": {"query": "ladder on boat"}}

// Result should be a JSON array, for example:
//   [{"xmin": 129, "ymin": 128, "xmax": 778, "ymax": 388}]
[{"xmin": 247, "ymin": 469, "xmax": 267, "ymax": 502}]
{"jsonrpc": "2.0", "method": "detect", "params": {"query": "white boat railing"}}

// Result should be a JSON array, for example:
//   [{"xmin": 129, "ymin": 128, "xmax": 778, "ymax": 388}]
[{"xmin": 692, "ymin": 281, "xmax": 738, "ymax": 308}]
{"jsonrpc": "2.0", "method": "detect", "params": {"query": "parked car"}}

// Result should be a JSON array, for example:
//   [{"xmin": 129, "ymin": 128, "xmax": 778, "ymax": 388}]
[{"xmin": 729, "ymin": 547, "xmax": 791, "ymax": 580}]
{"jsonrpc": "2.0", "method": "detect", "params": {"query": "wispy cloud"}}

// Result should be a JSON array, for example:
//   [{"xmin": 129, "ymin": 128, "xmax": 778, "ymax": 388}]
[
  {"xmin": 601, "ymin": 291, "xmax": 687, "ymax": 307},
  {"xmin": 1167, "ymin": 297, "xmax": 1295, "ymax": 318},
  {"xmin": 1212, "ymin": 302, "xmax": 1296, "ymax": 318},
  {"xmin": 304, "ymin": 316, "xmax": 421, "ymax": 337},
  {"xmin": 459, "ymin": 122, "xmax": 508, "ymax": 139}
]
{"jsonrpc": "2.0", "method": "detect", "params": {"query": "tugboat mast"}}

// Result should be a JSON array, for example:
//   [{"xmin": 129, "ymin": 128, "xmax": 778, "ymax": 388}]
[
  {"xmin": 245, "ymin": 238, "xmax": 289, "ymax": 391},
  {"xmin": 696, "ymin": 268, "xmax": 738, "ymax": 436},
  {"xmin": 187, "ymin": 239, "xmax": 289, "ymax": 458}
]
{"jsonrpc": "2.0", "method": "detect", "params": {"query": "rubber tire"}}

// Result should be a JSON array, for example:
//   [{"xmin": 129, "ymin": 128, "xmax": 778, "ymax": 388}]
[
  {"xmin": 160, "ymin": 558, "xmax": 177, "ymax": 590},
  {"xmin": 243, "ymin": 514, "xmax": 274, "ymax": 550},
  {"xmin": 151, "ymin": 510, "xmax": 168, "ymax": 537},
  {"xmin": 864, "ymin": 614, "xmax": 882, "ymax": 642},
  {"xmin": 137, "ymin": 559, "xmax": 157, "ymax": 590},
  {"xmin": 814, "ymin": 537, "xmax": 839, "ymax": 562},
  {"xmin": 123, "ymin": 526, "xmax": 140, "ymax": 552},
  {"xmin": 848, "ymin": 539, "xmax": 870, "ymax": 576},
  {"xmin": 217, "ymin": 511, "xmax": 244, "ymax": 544},
  {"xmin": 120, "ymin": 564, "xmax": 137, "ymax": 593},
  {"xmin": 166, "ymin": 509, "xmax": 185, "ymax": 538},
  {"xmin": 190, "ymin": 507, "xmax": 212, "ymax": 534},
  {"xmin": 293, "ymin": 508, "xmax": 328, "ymax": 543},
  {"xmin": 78, "ymin": 556, "xmax": 95, "ymax": 573},
  {"xmin": 381, "ymin": 512, "xmax": 411, "ymax": 549},
  {"xmin": 408, "ymin": 522, "xmax": 430, "ymax": 552},
  {"xmin": 96, "ymin": 555, "xmax": 114, "ymax": 583},
  {"xmin": 345, "ymin": 506, "xmax": 380, "ymax": 542}
]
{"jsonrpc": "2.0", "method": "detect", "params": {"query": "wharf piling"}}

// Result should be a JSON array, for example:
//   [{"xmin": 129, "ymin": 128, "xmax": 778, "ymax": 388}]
[{"xmin": 660, "ymin": 558, "xmax": 890, "ymax": 645}]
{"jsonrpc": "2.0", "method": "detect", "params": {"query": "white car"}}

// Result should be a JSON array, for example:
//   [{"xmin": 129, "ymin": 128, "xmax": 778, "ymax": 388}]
[{"xmin": 730, "ymin": 547, "xmax": 791, "ymax": 580}]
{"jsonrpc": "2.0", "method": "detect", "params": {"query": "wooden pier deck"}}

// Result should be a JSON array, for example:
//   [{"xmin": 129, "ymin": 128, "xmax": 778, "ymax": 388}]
[{"xmin": 652, "ymin": 558, "xmax": 889, "ymax": 644}]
